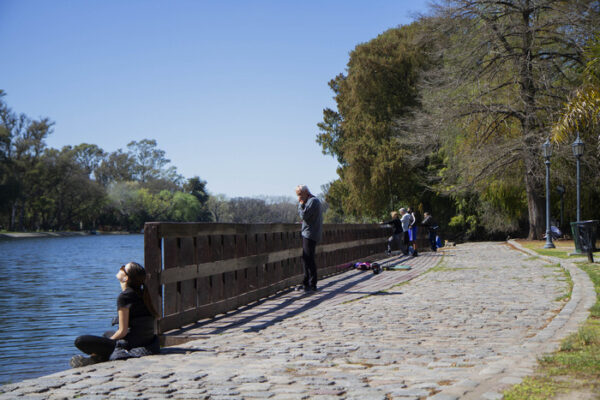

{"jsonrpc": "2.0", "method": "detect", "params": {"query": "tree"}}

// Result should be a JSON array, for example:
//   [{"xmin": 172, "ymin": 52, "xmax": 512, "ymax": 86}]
[
  {"xmin": 316, "ymin": 24, "xmax": 431, "ymax": 218},
  {"xmin": 70, "ymin": 143, "xmax": 106, "ymax": 178},
  {"xmin": 207, "ymin": 194, "xmax": 230, "ymax": 222},
  {"xmin": 95, "ymin": 149, "xmax": 136, "ymax": 186},
  {"xmin": 0, "ymin": 92, "xmax": 53, "ymax": 230},
  {"xmin": 39, "ymin": 147, "xmax": 106, "ymax": 230},
  {"xmin": 127, "ymin": 139, "xmax": 176, "ymax": 183},
  {"xmin": 423, "ymin": 0, "xmax": 600, "ymax": 238},
  {"xmin": 552, "ymin": 34, "xmax": 600, "ymax": 149},
  {"xmin": 182, "ymin": 176, "xmax": 211, "ymax": 221},
  {"xmin": 228, "ymin": 197, "xmax": 273, "ymax": 223}
]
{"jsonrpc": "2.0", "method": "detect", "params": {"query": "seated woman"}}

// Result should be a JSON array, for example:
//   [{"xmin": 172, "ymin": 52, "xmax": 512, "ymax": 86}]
[{"xmin": 70, "ymin": 262, "xmax": 160, "ymax": 367}]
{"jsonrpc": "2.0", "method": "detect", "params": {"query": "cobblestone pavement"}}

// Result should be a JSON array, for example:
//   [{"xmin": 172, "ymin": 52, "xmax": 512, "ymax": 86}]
[{"xmin": 1, "ymin": 242, "xmax": 594, "ymax": 400}]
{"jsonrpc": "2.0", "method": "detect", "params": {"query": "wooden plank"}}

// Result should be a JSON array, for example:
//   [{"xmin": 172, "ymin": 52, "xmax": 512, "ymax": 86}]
[
  {"xmin": 156, "ymin": 222, "xmax": 305, "ymax": 238},
  {"xmin": 159, "ymin": 273, "xmax": 305, "ymax": 333},
  {"xmin": 235, "ymin": 234, "xmax": 248, "ymax": 295},
  {"xmin": 162, "ymin": 237, "xmax": 180, "ymax": 316},
  {"xmin": 246, "ymin": 233, "xmax": 258, "ymax": 256},
  {"xmin": 155, "ymin": 222, "xmax": 386, "ymax": 238},
  {"xmin": 222, "ymin": 235, "xmax": 236, "ymax": 299},
  {"xmin": 153, "ymin": 222, "xmax": 390, "ymax": 334},
  {"xmin": 195, "ymin": 235, "xmax": 211, "ymax": 307},
  {"xmin": 143, "ymin": 223, "xmax": 163, "ymax": 318},
  {"xmin": 179, "ymin": 237, "xmax": 196, "ymax": 310},
  {"xmin": 159, "ymin": 237, "xmax": 383, "ymax": 284}
]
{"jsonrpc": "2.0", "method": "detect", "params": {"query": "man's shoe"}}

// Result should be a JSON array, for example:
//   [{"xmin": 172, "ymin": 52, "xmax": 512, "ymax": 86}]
[
  {"xmin": 295, "ymin": 285, "xmax": 305, "ymax": 291},
  {"xmin": 70, "ymin": 355, "xmax": 97, "ymax": 368}
]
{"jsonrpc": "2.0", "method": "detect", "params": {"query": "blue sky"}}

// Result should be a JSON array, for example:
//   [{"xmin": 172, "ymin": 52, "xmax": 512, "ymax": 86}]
[{"xmin": 0, "ymin": 1, "xmax": 430, "ymax": 198}]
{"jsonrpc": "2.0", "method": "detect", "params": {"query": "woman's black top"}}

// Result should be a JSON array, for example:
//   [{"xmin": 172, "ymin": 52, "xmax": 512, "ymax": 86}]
[
  {"xmin": 383, "ymin": 218, "xmax": 403, "ymax": 235},
  {"xmin": 116, "ymin": 287, "xmax": 155, "ymax": 347},
  {"xmin": 422, "ymin": 215, "xmax": 438, "ymax": 233}
]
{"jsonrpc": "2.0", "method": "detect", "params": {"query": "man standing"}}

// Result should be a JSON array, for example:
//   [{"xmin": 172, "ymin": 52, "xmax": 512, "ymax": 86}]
[
  {"xmin": 399, "ymin": 208, "xmax": 411, "ymax": 256},
  {"xmin": 296, "ymin": 185, "xmax": 323, "ymax": 292},
  {"xmin": 422, "ymin": 212, "xmax": 439, "ymax": 252}
]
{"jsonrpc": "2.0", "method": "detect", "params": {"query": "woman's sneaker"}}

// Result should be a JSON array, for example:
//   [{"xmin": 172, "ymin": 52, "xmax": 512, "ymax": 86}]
[{"xmin": 70, "ymin": 355, "xmax": 97, "ymax": 368}]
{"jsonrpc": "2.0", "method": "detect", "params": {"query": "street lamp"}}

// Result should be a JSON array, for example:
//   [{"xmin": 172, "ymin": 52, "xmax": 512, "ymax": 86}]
[
  {"xmin": 542, "ymin": 139, "xmax": 555, "ymax": 248},
  {"xmin": 572, "ymin": 134, "xmax": 584, "ymax": 222}
]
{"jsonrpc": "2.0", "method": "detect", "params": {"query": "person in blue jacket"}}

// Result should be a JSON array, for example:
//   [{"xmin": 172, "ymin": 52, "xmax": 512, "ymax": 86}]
[{"xmin": 295, "ymin": 185, "xmax": 323, "ymax": 292}]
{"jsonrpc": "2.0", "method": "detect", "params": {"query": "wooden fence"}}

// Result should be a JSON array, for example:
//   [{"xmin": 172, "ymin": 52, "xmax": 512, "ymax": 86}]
[{"xmin": 144, "ymin": 222, "xmax": 397, "ymax": 335}]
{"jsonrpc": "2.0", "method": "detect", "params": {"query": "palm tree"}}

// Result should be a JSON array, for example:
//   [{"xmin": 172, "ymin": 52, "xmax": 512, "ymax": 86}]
[{"xmin": 552, "ymin": 35, "xmax": 600, "ymax": 149}]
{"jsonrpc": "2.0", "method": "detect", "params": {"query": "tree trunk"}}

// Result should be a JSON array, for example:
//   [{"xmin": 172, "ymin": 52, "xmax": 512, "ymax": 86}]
[
  {"xmin": 519, "ymin": 1, "xmax": 545, "ymax": 240},
  {"xmin": 10, "ymin": 201, "xmax": 16, "ymax": 231},
  {"xmin": 524, "ymin": 162, "xmax": 545, "ymax": 239}
]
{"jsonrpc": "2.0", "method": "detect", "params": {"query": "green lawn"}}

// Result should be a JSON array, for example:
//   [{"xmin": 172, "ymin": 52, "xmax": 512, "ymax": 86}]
[
  {"xmin": 503, "ymin": 262, "xmax": 600, "ymax": 399},
  {"xmin": 517, "ymin": 239, "xmax": 600, "ymax": 260}
]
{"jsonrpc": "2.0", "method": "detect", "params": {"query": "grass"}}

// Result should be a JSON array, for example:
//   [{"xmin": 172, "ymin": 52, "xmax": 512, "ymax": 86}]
[
  {"xmin": 517, "ymin": 239, "xmax": 600, "ymax": 260},
  {"xmin": 503, "ymin": 261, "xmax": 600, "ymax": 399}
]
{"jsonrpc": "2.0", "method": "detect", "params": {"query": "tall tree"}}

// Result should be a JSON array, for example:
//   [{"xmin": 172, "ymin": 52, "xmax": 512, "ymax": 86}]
[
  {"xmin": 70, "ymin": 143, "xmax": 106, "ymax": 178},
  {"xmin": 95, "ymin": 149, "xmax": 136, "ymax": 186},
  {"xmin": 0, "ymin": 92, "xmax": 53, "ymax": 230},
  {"xmin": 207, "ymin": 194, "xmax": 230, "ymax": 222},
  {"xmin": 552, "ymin": 34, "xmax": 600, "ymax": 148},
  {"xmin": 183, "ymin": 176, "xmax": 211, "ymax": 221},
  {"xmin": 424, "ymin": 0, "xmax": 599, "ymax": 238},
  {"xmin": 317, "ymin": 24, "xmax": 430, "ymax": 218},
  {"xmin": 127, "ymin": 139, "xmax": 172, "ymax": 183}
]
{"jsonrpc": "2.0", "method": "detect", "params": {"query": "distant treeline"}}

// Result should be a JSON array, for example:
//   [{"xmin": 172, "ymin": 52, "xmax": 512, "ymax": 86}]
[{"xmin": 0, "ymin": 92, "xmax": 306, "ymax": 232}]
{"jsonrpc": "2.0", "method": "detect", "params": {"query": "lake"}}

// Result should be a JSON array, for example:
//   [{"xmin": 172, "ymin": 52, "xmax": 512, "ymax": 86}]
[{"xmin": 0, "ymin": 234, "xmax": 144, "ymax": 385}]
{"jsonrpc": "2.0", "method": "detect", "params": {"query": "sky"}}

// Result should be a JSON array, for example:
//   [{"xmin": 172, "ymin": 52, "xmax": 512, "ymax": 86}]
[{"xmin": 0, "ymin": 0, "xmax": 431, "ymax": 198}]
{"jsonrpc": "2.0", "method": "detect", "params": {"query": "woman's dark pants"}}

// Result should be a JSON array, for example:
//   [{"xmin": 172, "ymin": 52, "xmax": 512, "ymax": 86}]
[
  {"xmin": 302, "ymin": 237, "xmax": 317, "ymax": 290},
  {"xmin": 428, "ymin": 231, "xmax": 437, "ymax": 251},
  {"xmin": 74, "ymin": 331, "xmax": 116, "ymax": 361}
]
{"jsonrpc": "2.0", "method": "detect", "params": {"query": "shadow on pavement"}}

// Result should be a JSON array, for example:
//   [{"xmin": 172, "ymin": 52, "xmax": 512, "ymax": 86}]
[{"xmin": 166, "ymin": 268, "xmax": 380, "ymax": 337}]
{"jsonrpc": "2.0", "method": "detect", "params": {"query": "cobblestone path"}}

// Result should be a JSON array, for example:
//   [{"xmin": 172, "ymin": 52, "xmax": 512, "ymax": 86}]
[{"xmin": 1, "ymin": 242, "xmax": 594, "ymax": 400}]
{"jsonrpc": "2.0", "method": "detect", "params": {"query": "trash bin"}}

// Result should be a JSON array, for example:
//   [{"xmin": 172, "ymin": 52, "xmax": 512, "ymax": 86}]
[{"xmin": 570, "ymin": 220, "xmax": 598, "ymax": 261}]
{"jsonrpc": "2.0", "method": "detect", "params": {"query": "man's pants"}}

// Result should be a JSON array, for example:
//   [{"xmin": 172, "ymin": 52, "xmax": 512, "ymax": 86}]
[
  {"xmin": 428, "ymin": 231, "xmax": 437, "ymax": 251},
  {"xmin": 402, "ymin": 231, "xmax": 410, "ymax": 255},
  {"xmin": 302, "ymin": 237, "xmax": 317, "ymax": 289}
]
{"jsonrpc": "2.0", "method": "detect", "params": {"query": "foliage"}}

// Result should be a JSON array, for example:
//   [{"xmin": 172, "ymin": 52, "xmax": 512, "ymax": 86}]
[
  {"xmin": 317, "ymin": 1, "xmax": 600, "ymax": 240},
  {"xmin": 317, "ymin": 24, "xmax": 433, "ymax": 219},
  {"xmin": 0, "ymin": 92, "xmax": 211, "ymax": 232},
  {"xmin": 424, "ymin": 0, "xmax": 600, "ymax": 239},
  {"xmin": 227, "ymin": 197, "xmax": 298, "ymax": 223},
  {"xmin": 552, "ymin": 34, "xmax": 600, "ymax": 151}
]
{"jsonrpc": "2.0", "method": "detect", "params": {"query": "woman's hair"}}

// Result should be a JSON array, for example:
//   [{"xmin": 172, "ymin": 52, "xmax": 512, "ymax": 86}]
[
  {"xmin": 390, "ymin": 211, "xmax": 399, "ymax": 218},
  {"xmin": 124, "ymin": 262, "xmax": 159, "ymax": 318}
]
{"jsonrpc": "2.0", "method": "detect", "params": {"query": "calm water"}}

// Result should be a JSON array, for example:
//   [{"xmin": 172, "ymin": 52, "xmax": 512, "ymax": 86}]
[{"xmin": 0, "ymin": 234, "xmax": 144, "ymax": 385}]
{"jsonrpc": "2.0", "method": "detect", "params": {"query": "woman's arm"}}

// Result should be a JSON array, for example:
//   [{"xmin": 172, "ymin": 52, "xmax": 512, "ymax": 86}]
[{"xmin": 110, "ymin": 307, "xmax": 130, "ymax": 340}]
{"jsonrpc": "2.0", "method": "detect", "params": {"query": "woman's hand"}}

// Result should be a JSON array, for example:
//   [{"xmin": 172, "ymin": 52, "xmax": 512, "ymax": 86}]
[{"xmin": 110, "ymin": 307, "xmax": 130, "ymax": 340}]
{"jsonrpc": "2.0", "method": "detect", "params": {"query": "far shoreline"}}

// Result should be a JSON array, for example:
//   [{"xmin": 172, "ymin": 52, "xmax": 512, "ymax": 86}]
[{"xmin": 0, "ymin": 231, "xmax": 138, "ymax": 239}]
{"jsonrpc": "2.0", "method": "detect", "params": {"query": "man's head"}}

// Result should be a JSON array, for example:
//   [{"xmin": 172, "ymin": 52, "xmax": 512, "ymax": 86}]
[
  {"xmin": 424, "ymin": 212, "xmax": 430, "ymax": 217},
  {"xmin": 390, "ymin": 211, "xmax": 399, "ymax": 219},
  {"xmin": 399, "ymin": 207, "xmax": 406, "ymax": 215},
  {"xmin": 295, "ymin": 185, "xmax": 310, "ymax": 203}
]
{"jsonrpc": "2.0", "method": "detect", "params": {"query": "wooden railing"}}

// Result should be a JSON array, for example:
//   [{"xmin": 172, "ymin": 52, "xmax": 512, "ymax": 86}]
[{"xmin": 144, "ymin": 222, "xmax": 394, "ymax": 335}]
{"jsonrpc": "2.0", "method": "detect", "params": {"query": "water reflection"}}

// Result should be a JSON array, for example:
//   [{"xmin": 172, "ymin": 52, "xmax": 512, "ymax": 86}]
[{"xmin": 0, "ymin": 234, "xmax": 143, "ymax": 384}]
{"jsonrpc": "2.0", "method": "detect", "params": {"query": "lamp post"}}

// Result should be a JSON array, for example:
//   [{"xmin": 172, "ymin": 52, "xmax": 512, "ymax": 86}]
[
  {"xmin": 572, "ymin": 134, "xmax": 584, "ymax": 222},
  {"xmin": 542, "ymin": 139, "xmax": 555, "ymax": 248}
]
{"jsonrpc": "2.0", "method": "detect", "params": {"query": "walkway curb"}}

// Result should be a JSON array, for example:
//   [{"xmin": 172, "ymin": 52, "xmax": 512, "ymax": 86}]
[{"xmin": 446, "ymin": 240, "xmax": 596, "ymax": 399}]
